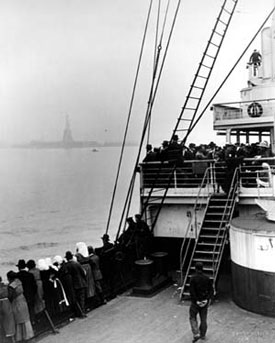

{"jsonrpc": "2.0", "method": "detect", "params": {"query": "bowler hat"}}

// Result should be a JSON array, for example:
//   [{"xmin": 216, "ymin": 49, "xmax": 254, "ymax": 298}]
[
  {"xmin": 101, "ymin": 233, "xmax": 109, "ymax": 239},
  {"xmin": 16, "ymin": 259, "xmax": 26, "ymax": 269},
  {"xmin": 65, "ymin": 251, "xmax": 73, "ymax": 261}
]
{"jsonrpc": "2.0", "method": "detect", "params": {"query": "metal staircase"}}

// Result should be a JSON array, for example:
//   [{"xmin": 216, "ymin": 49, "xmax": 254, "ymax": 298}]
[
  {"xmin": 180, "ymin": 168, "xmax": 239, "ymax": 300},
  {"xmin": 141, "ymin": 0, "xmax": 239, "ymax": 231}
]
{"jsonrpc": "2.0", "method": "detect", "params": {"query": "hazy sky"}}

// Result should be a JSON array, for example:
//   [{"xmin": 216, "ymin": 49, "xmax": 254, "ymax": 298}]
[{"xmin": 0, "ymin": 0, "xmax": 274, "ymax": 145}]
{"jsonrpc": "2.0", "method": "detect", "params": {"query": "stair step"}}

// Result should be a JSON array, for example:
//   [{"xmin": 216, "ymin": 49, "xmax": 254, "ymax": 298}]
[
  {"xmin": 189, "ymin": 274, "xmax": 214, "ymax": 281},
  {"xmin": 190, "ymin": 265, "xmax": 215, "ymax": 271},
  {"xmin": 195, "ymin": 246, "xmax": 222, "ymax": 251},
  {"xmin": 203, "ymin": 224, "xmax": 227, "ymax": 229},
  {"xmin": 204, "ymin": 219, "xmax": 228, "ymax": 223},
  {"xmin": 193, "ymin": 257, "xmax": 219, "ymax": 263},
  {"xmin": 195, "ymin": 250, "xmax": 220, "ymax": 254},
  {"xmin": 205, "ymin": 211, "xmax": 230, "ymax": 215},
  {"xmin": 204, "ymin": 217, "xmax": 228, "ymax": 221},
  {"xmin": 200, "ymin": 227, "xmax": 226, "ymax": 231},
  {"xmin": 197, "ymin": 242, "xmax": 222, "ymax": 246},
  {"xmin": 209, "ymin": 200, "xmax": 233, "ymax": 204},
  {"xmin": 200, "ymin": 234, "xmax": 223, "ymax": 239}
]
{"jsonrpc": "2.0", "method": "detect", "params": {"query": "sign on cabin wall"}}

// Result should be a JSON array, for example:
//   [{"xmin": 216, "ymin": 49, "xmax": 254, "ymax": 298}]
[
  {"xmin": 153, "ymin": 205, "xmax": 203, "ymax": 238},
  {"xmin": 230, "ymin": 226, "xmax": 275, "ymax": 273},
  {"xmin": 254, "ymin": 235, "xmax": 275, "ymax": 272}
]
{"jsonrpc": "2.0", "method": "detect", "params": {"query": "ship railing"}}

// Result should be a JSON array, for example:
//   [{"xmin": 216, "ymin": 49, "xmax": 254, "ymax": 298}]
[
  {"xmin": 213, "ymin": 104, "xmax": 242, "ymax": 122},
  {"xmin": 255, "ymin": 162, "xmax": 275, "ymax": 197},
  {"xmin": 213, "ymin": 98, "xmax": 275, "ymax": 123},
  {"xmin": 140, "ymin": 159, "xmax": 216, "ymax": 191},
  {"xmin": 211, "ymin": 167, "xmax": 240, "ymax": 283},
  {"xmin": 140, "ymin": 157, "xmax": 275, "ymax": 195},
  {"xmin": 239, "ymin": 157, "xmax": 275, "ymax": 193}
]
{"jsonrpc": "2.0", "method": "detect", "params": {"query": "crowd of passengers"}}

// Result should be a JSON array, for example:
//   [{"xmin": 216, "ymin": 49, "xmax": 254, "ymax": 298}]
[
  {"xmin": 0, "ymin": 240, "xmax": 112, "ymax": 342},
  {"xmin": 0, "ymin": 215, "xmax": 152, "ymax": 343},
  {"xmin": 143, "ymin": 134, "xmax": 274, "ymax": 163}
]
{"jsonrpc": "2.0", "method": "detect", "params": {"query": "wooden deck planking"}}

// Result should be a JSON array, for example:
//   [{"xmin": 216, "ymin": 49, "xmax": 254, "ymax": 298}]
[{"xmin": 38, "ymin": 285, "xmax": 275, "ymax": 343}]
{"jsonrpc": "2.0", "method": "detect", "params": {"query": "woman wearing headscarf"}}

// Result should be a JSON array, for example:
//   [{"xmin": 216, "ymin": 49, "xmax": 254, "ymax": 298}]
[
  {"xmin": 7, "ymin": 271, "xmax": 34, "ymax": 342},
  {"xmin": 75, "ymin": 242, "xmax": 95, "ymax": 304},
  {"xmin": 38, "ymin": 258, "xmax": 67, "ymax": 315},
  {"xmin": 75, "ymin": 242, "xmax": 95, "ymax": 308}
]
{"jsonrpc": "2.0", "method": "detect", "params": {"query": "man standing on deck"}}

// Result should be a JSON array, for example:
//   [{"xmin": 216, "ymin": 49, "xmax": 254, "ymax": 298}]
[
  {"xmin": 134, "ymin": 214, "xmax": 152, "ymax": 259},
  {"xmin": 249, "ymin": 49, "xmax": 262, "ymax": 66},
  {"xmin": 189, "ymin": 262, "xmax": 214, "ymax": 342}
]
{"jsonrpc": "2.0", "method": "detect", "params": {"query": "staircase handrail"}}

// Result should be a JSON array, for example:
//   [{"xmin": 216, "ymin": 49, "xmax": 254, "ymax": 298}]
[
  {"xmin": 179, "ymin": 165, "xmax": 215, "ymax": 299},
  {"xmin": 211, "ymin": 167, "xmax": 240, "ymax": 280},
  {"xmin": 141, "ymin": 159, "xmax": 216, "ymax": 231}
]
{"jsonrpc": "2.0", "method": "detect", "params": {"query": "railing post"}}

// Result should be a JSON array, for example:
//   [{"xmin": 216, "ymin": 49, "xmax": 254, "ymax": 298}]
[
  {"xmin": 210, "ymin": 162, "xmax": 214, "ymax": 192},
  {"xmin": 140, "ymin": 164, "xmax": 144, "ymax": 190},
  {"xmin": 174, "ymin": 169, "xmax": 177, "ymax": 190}
]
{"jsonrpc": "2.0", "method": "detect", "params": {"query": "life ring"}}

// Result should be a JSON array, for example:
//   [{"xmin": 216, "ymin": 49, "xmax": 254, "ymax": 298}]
[{"xmin": 247, "ymin": 102, "xmax": 263, "ymax": 117}]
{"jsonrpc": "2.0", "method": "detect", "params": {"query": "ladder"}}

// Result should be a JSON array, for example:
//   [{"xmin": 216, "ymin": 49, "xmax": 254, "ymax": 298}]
[
  {"xmin": 173, "ymin": 0, "xmax": 238, "ymax": 144},
  {"xmin": 180, "ymin": 167, "xmax": 239, "ymax": 300},
  {"xmin": 141, "ymin": 0, "xmax": 239, "ymax": 230}
]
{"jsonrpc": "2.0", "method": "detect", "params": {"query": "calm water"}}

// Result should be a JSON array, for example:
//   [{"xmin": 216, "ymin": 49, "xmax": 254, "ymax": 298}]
[{"xmin": 0, "ymin": 146, "xmax": 140, "ymax": 280}]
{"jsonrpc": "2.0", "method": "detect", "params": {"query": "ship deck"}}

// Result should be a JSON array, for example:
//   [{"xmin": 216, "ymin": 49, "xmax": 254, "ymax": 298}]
[{"xmin": 37, "ymin": 274, "xmax": 275, "ymax": 343}]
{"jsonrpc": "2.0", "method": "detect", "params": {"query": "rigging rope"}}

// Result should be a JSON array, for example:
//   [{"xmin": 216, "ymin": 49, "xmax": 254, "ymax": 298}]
[
  {"xmin": 185, "ymin": 5, "xmax": 275, "ymax": 142},
  {"xmin": 105, "ymin": 0, "xmax": 153, "ymax": 235},
  {"xmin": 116, "ymin": 0, "xmax": 182, "ymax": 240},
  {"xmin": 147, "ymin": 0, "xmax": 161, "ymax": 146}
]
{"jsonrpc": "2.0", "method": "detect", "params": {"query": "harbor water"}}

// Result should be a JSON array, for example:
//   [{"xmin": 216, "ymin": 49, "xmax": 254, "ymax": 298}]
[{"xmin": 0, "ymin": 146, "xmax": 139, "ymax": 280}]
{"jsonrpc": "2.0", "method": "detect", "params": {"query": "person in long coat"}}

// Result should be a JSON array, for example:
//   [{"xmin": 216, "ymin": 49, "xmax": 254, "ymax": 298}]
[
  {"xmin": 134, "ymin": 214, "xmax": 153, "ymax": 259},
  {"xmin": 38, "ymin": 258, "xmax": 67, "ymax": 315},
  {"xmin": 87, "ymin": 246, "xmax": 106, "ymax": 304},
  {"xmin": 16, "ymin": 259, "xmax": 37, "ymax": 321},
  {"xmin": 0, "ymin": 276, "xmax": 15, "ymax": 342},
  {"xmin": 75, "ymin": 242, "xmax": 95, "ymax": 300},
  {"xmin": 7, "ymin": 271, "xmax": 34, "ymax": 342},
  {"xmin": 64, "ymin": 251, "xmax": 87, "ymax": 317},
  {"xmin": 26, "ymin": 260, "xmax": 45, "ymax": 315},
  {"xmin": 53, "ymin": 256, "xmax": 75, "ymax": 309},
  {"xmin": 189, "ymin": 262, "xmax": 214, "ymax": 342}
]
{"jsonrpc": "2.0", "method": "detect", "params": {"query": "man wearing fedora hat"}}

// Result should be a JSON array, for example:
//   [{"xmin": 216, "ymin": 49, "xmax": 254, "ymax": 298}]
[
  {"xmin": 167, "ymin": 134, "xmax": 183, "ymax": 164},
  {"xmin": 16, "ymin": 259, "xmax": 37, "ymax": 321}
]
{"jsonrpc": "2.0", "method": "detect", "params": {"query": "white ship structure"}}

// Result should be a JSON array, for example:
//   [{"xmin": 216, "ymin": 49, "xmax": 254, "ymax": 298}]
[{"xmin": 137, "ymin": 1, "xmax": 275, "ymax": 317}]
